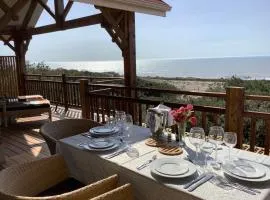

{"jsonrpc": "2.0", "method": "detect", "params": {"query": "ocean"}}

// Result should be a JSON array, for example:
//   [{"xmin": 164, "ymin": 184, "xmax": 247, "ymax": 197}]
[{"xmin": 42, "ymin": 56, "xmax": 270, "ymax": 79}]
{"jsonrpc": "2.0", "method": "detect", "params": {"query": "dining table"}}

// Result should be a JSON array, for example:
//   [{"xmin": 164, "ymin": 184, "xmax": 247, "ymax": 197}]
[{"xmin": 57, "ymin": 125, "xmax": 270, "ymax": 200}]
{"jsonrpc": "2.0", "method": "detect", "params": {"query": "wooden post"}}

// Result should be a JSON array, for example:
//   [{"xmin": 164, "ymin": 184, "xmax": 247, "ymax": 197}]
[
  {"xmin": 265, "ymin": 119, "xmax": 270, "ymax": 155},
  {"xmin": 14, "ymin": 34, "xmax": 27, "ymax": 95},
  {"xmin": 225, "ymin": 87, "xmax": 245, "ymax": 148},
  {"xmin": 123, "ymin": 11, "xmax": 136, "ymax": 88},
  {"xmin": 80, "ymin": 79, "xmax": 89, "ymax": 119},
  {"xmin": 62, "ymin": 74, "xmax": 68, "ymax": 112}
]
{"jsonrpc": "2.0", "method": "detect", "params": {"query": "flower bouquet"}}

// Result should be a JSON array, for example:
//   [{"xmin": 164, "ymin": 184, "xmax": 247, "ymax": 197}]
[{"xmin": 170, "ymin": 104, "xmax": 197, "ymax": 146}]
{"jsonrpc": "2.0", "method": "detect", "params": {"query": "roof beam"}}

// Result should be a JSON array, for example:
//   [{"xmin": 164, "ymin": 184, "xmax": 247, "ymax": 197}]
[
  {"xmin": 22, "ymin": 0, "xmax": 38, "ymax": 29},
  {"xmin": 0, "ymin": 1, "xmax": 19, "ymax": 21},
  {"xmin": 27, "ymin": 13, "xmax": 102, "ymax": 35},
  {"xmin": 63, "ymin": 1, "xmax": 74, "ymax": 20},
  {"xmin": 0, "ymin": 35, "xmax": 15, "ymax": 51},
  {"xmin": 54, "ymin": 0, "xmax": 65, "ymax": 27},
  {"xmin": 36, "ymin": 0, "xmax": 55, "ymax": 20},
  {"xmin": 0, "ymin": 0, "xmax": 30, "ymax": 32}
]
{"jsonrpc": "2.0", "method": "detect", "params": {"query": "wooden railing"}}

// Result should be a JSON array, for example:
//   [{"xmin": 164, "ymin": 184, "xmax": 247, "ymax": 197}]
[
  {"xmin": 0, "ymin": 56, "xmax": 18, "ymax": 97},
  {"xmin": 24, "ymin": 74, "xmax": 270, "ymax": 155},
  {"xmin": 25, "ymin": 74, "xmax": 123, "ymax": 109}
]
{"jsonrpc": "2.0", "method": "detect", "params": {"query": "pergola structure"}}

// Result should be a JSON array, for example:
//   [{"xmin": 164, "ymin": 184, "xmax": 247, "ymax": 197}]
[{"xmin": 0, "ymin": 0, "xmax": 171, "ymax": 95}]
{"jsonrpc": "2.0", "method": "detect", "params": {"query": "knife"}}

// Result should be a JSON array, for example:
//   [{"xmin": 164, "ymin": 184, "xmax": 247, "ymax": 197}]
[
  {"xmin": 188, "ymin": 174, "xmax": 214, "ymax": 192},
  {"xmin": 105, "ymin": 147, "xmax": 127, "ymax": 159},
  {"xmin": 183, "ymin": 173, "xmax": 207, "ymax": 189}
]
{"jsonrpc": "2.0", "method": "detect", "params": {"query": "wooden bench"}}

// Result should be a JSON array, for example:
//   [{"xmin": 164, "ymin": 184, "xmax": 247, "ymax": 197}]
[{"xmin": 0, "ymin": 97, "xmax": 52, "ymax": 127}]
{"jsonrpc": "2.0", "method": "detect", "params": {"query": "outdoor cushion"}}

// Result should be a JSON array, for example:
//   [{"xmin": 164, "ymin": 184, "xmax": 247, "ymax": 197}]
[{"xmin": 0, "ymin": 100, "xmax": 50, "ymax": 112}]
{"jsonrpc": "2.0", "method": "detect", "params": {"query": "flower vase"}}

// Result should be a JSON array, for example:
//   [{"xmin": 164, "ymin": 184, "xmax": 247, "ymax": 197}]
[{"xmin": 177, "ymin": 122, "xmax": 186, "ymax": 147}]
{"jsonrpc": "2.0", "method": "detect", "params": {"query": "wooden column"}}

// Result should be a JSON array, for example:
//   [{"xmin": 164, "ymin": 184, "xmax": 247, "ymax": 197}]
[
  {"xmin": 225, "ymin": 87, "xmax": 245, "ymax": 148},
  {"xmin": 62, "ymin": 74, "xmax": 68, "ymax": 111},
  {"xmin": 80, "ymin": 79, "xmax": 89, "ymax": 119},
  {"xmin": 14, "ymin": 35, "xmax": 27, "ymax": 95},
  {"xmin": 123, "ymin": 12, "xmax": 136, "ymax": 88}
]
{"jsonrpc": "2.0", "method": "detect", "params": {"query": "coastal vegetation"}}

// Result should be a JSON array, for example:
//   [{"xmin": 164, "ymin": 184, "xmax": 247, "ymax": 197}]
[{"xmin": 27, "ymin": 63, "xmax": 270, "ymax": 147}]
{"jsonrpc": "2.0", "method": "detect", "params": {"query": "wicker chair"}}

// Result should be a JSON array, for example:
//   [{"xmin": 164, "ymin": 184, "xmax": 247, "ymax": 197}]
[
  {"xmin": 0, "ymin": 154, "xmax": 119, "ymax": 200},
  {"xmin": 40, "ymin": 119, "xmax": 101, "ymax": 154},
  {"xmin": 90, "ymin": 184, "xmax": 133, "ymax": 200}
]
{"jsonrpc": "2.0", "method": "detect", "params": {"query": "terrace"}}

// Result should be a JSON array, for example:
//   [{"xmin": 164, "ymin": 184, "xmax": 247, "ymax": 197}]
[{"xmin": 1, "ymin": 1, "xmax": 270, "ymax": 199}]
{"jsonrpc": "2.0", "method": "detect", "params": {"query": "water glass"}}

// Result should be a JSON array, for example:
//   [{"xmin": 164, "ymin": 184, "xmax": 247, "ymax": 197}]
[
  {"xmin": 115, "ymin": 111, "xmax": 126, "ymax": 135},
  {"xmin": 224, "ymin": 132, "xmax": 237, "ymax": 160},
  {"xmin": 208, "ymin": 126, "xmax": 224, "ymax": 169},
  {"xmin": 124, "ymin": 114, "xmax": 133, "ymax": 142},
  {"xmin": 188, "ymin": 127, "xmax": 205, "ymax": 163},
  {"xmin": 200, "ymin": 141, "xmax": 215, "ymax": 170}
]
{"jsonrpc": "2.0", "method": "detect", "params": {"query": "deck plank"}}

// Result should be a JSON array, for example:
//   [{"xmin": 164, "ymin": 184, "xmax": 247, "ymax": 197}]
[{"xmin": 0, "ymin": 106, "xmax": 80, "ymax": 169}]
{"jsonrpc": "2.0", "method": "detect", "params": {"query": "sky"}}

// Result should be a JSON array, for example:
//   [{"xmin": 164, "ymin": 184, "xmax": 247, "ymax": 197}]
[{"xmin": 0, "ymin": 0, "xmax": 270, "ymax": 61}]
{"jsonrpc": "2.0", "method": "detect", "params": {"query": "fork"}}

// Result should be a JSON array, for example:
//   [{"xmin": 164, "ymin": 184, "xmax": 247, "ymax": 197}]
[{"xmin": 136, "ymin": 155, "xmax": 157, "ymax": 170}]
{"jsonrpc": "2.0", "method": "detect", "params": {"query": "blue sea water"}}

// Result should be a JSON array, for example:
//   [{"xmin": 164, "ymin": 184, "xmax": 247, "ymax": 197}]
[{"xmin": 43, "ymin": 56, "xmax": 270, "ymax": 79}]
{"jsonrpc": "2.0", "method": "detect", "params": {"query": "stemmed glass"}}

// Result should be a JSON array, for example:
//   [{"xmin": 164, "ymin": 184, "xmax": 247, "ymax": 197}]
[
  {"xmin": 224, "ymin": 132, "xmax": 237, "ymax": 160},
  {"xmin": 208, "ymin": 126, "xmax": 224, "ymax": 169},
  {"xmin": 188, "ymin": 127, "xmax": 205, "ymax": 164}
]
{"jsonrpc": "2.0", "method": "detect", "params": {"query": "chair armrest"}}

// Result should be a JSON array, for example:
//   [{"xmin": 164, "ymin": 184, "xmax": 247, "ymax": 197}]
[
  {"xmin": 0, "ymin": 154, "xmax": 69, "ymax": 197},
  {"xmin": 90, "ymin": 183, "xmax": 133, "ymax": 200}
]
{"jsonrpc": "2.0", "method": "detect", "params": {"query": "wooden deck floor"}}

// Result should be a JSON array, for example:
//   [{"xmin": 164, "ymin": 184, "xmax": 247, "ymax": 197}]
[{"xmin": 0, "ymin": 106, "xmax": 82, "ymax": 169}]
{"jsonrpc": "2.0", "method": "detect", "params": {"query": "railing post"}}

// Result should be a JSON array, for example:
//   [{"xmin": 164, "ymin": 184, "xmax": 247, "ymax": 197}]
[
  {"xmin": 225, "ymin": 87, "xmax": 245, "ymax": 148},
  {"xmin": 62, "ymin": 74, "xmax": 68, "ymax": 112},
  {"xmin": 80, "ymin": 79, "xmax": 89, "ymax": 119}
]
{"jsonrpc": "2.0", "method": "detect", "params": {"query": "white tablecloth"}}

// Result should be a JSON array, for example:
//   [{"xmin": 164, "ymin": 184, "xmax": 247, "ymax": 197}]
[{"xmin": 57, "ymin": 126, "xmax": 270, "ymax": 200}]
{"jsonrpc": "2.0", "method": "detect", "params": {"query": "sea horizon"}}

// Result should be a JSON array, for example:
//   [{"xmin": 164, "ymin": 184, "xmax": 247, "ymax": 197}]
[{"xmin": 31, "ymin": 55, "xmax": 270, "ymax": 80}]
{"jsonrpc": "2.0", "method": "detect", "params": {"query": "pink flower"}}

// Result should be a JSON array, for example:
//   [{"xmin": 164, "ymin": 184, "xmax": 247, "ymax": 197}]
[
  {"xmin": 190, "ymin": 116, "xmax": 197, "ymax": 126},
  {"xmin": 178, "ymin": 106, "xmax": 185, "ymax": 113},
  {"xmin": 186, "ymin": 104, "xmax": 193, "ymax": 111}
]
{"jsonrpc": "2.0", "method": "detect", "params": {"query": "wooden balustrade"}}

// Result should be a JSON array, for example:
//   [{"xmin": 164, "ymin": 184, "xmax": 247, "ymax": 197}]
[{"xmin": 23, "ymin": 74, "xmax": 270, "ymax": 155}]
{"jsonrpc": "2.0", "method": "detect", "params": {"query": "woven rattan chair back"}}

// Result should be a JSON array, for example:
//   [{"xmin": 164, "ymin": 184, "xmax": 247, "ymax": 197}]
[{"xmin": 40, "ymin": 119, "xmax": 101, "ymax": 154}]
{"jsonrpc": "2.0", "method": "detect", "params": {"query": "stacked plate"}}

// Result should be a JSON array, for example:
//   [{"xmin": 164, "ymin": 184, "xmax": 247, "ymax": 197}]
[
  {"xmin": 89, "ymin": 126, "xmax": 119, "ymax": 138},
  {"xmin": 86, "ymin": 138, "xmax": 120, "ymax": 151},
  {"xmin": 150, "ymin": 158, "xmax": 197, "ymax": 178},
  {"xmin": 223, "ymin": 159, "xmax": 270, "ymax": 182}
]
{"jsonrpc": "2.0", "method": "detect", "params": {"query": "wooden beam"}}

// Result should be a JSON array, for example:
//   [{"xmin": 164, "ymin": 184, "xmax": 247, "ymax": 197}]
[
  {"xmin": 63, "ymin": 1, "xmax": 74, "ymax": 20},
  {"xmin": 0, "ymin": 1, "xmax": 19, "ymax": 21},
  {"xmin": 27, "ymin": 14, "xmax": 102, "ymax": 35},
  {"xmin": 54, "ymin": 0, "xmax": 64, "ymax": 27},
  {"xmin": 0, "ymin": 0, "xmax": 30, "ymax": 32},
  {"xmin": 22, "ymin": 0, "xmax": 38, "ymax": 29},
  {"xmin": 123, "ymin": 12, "xmax": 136, "ymax": 87},
  {"xmin": 36, "ymin": 0, "xmax": 55, "ymax": 20},
  {"xmin": 14, "ymin": 34, "xmax": 27, "ymax": 95},
  {"xmin": 0, "ymin": 35, "xmax": 15, "ymax": 51},
  {"xmin": 100, "ymin": 8, "xmax": 125, "ymax": 42}
]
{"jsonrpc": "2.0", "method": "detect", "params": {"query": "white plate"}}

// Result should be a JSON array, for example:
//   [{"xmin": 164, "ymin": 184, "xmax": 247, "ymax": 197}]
[
  {"xmin": 223, "ymin": 159, "xmax": 266, "ymax": 179},
  {"xmin": 155, "ymin": 161, "xmax": 189, "ymax": 176},
  {"xmin": 150, "ymin": 158, "xmax": 196, "ymax": 178},
  {"xmin": 223, "ymin": 160, "xmax": 270, "ymax": 182},
  {"xmin": 80, "ymin": 140, "xmax": 120, "ymax": 152},
  {"xmin": 89, "ymin": 126, "xmax": 119, "ymax": 137},
  {"xmin": 88, "ymin": 138, "xmax": 116, "ymax": 149}
]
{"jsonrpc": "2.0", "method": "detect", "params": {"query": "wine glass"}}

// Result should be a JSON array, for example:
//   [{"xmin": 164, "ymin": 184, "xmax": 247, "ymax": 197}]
[
  {"xmin": 200, "ymin": 141, "xmax": 215, "ymax": 170},
  {"xmin": 224, "ymin": 132, "xmax": 237, "ymax": 160},
  {"xmin": 188, "ymin": 127, "xmax": 205, "ymax": 163},
  {"xmin": 208, "ymin": 126, "xmax": 224, "ymax": 169}
]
